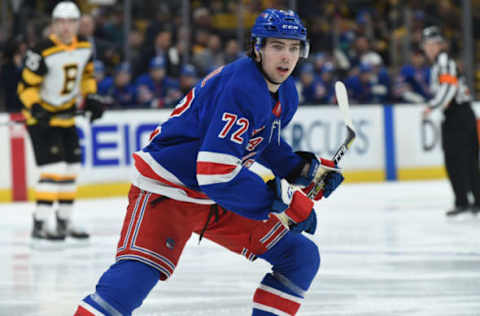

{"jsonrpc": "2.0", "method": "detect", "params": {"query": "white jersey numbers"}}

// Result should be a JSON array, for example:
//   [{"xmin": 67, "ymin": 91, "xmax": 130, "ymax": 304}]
[
  {"xmin": 25, "ymin": 50, "xmax": 42, "ymax": 71},
  {"xmin": 219, "ymin": 112, "xmax": 249, "ymax": 144}
]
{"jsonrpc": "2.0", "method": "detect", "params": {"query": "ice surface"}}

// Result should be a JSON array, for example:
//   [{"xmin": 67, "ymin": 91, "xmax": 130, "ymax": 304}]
[{"xmin": 1, "ymin": 180, "xmax": 479, "ymax": 316}]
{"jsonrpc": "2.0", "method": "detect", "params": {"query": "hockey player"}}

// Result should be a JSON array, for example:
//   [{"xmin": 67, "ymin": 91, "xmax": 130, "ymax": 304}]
[
  {"xmin": 75, "ymin": 9, "xmax": 344, "ymax": 316},
  {"xmin": 421, "ymin": 26, "xmax": 480, "ymax": 217},
  {"xmin": 17, "ymin": 1, "xmax": 105, "ymax": 240}
]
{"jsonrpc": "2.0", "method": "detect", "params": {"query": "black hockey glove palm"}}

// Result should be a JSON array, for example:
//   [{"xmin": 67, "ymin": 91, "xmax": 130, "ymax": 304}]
[
  {"xmin": 84, "ymin": 94, "xmax": 106, "ymax": 122},
  {"xmin": 30, "ymin": 103, "xmax": 51, "ymax": 127}
]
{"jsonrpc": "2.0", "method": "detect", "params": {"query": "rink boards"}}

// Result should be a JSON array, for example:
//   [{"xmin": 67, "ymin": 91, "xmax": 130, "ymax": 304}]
[{"xmin": 1, "ymin": 103, "xmax": 479, "ymax": 202}]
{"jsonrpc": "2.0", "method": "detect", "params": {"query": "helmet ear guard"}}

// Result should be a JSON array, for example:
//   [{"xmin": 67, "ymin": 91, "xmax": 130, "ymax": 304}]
[{"xmin": 301, "ymin": 41, "xmax": 310, "ymax": 59}]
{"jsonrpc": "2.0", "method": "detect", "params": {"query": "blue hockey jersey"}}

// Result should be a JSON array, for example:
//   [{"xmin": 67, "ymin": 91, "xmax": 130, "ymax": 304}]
[{"xmin": 132, "ymin": 57, "xmax": 303, "ymax": 220}]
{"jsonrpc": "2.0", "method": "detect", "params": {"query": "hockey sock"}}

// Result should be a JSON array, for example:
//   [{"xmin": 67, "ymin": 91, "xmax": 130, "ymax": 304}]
[
  {"xmin": 75, "ymin": 260, "xmax": 160, "ymax": 316},
  {"xmin": 57, "ymin": 163, "xmax": 79, "ymax": 220},
  {"xmin": 254, "ymin": 232, "xmax": 320, "ymax": 316},
  {"xmin": 252, "ymin": 273, "xmax": 304, "ymax": 316},
  {"xmin": 34, "ymin": 162, "xmax": 65, "ymax": 220}
]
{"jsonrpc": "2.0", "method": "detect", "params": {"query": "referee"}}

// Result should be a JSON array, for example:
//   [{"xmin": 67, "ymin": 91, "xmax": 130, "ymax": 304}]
[{"xmin": 422, "ymin": 26, "xmax": 480, "ymax": 217}]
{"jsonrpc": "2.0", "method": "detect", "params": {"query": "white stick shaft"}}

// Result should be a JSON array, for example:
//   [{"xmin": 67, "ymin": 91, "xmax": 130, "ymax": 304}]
[{"xmin": 335, "ymin": 81, "xmax": 354, "ymax": 132}]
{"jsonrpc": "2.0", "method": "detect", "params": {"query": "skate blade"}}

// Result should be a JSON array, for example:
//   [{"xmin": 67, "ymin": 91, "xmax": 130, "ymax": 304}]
[
  {"xmin": 446, "ymin": 212, "xmax": 477, "ymax": 222},
  {"xmin": 30, "ymin": 238, "xmax": 66, "ymax": 251},
  {"xmin": 65, "ymin": 236, "xmax": 91, "ymax": 248}
]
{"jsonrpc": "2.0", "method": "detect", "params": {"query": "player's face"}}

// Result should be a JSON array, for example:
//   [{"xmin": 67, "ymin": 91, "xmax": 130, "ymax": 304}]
[
  {"xmin": 53, "ymin": 18, "xmax": 79, "ymax": 44},
  {"xmin": 422, "ymin": 40, "xmax": 442, "ymax": 62},
  {"xmin": 260, "ymin": 38, "xmax": 301, "ymax": 87}
]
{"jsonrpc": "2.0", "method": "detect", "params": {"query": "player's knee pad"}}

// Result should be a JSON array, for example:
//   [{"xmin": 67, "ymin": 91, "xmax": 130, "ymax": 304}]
[
  {"xmin": 78, "ymin": 260, "xmax": 160, "ymax": 315},
  {"xmin": 259, "ymin": 232, "xmax": 320, "ymax": 292}
]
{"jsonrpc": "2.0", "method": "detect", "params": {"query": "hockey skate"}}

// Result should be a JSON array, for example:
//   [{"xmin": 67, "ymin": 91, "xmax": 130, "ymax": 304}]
[
  {"xmin": 445, "ymin": 206, "xmax": 470, "ymax": 217},
  {"xmin": 31, "ymin": 217, "xmax": 66, "ymax": 241},
  {"xmin": 56, "ymin": 212, "xmax": 90, "ymax": 239},
  {"xmin": 470, "ymin": 205, "xmax": 480, "ymax": 216}
]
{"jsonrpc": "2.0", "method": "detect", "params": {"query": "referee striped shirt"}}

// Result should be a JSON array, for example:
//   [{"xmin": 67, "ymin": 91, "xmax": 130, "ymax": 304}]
[{"xmin": 428, "ymin": 52, "xmax": 471, "ymax": 110}]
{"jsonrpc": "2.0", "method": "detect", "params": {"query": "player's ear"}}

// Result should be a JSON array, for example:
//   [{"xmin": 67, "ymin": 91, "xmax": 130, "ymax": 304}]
[{"xmin": 254, "ymin": 47, "xmax": 261, "ymax": 62}]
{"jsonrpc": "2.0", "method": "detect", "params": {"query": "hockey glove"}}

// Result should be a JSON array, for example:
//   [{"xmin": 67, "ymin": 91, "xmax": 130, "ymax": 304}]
[
  {"xmin": 290, "ymin": 151, "xmax": 342, "ymax": 187},
  {"xmin": 268, "ymin": 178, "xmax": 317, "ymax": 235},
  {"xmin": 84, "ymin": 94, "xmax": 106, "ymax": 122},
  {"xmin": 30, "ymin": 103, "xmax": 52, "ymax": 127},
  {"xmin": 302, "ymin": 171, "xmax": 344, "ymax": 200},
  {"xmin": 287, "ymin": 151, "xmax": 344, "ymax": 201}
]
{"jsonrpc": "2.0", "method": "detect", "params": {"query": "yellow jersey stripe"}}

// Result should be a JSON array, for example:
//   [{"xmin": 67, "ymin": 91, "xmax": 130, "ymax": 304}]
[
  {"xmin": 22, "ymin": 68, "xmax": 43, "ymax": 85},
  {"xmin": 49, "ymin": 117, "xmax": 76, "ymax": 127},
  {"xmin": 40, "ymin": 98, "xmax": 76, "ymax": 112},
  {"xmin": 81, "ymin": 78, "xmax": 97, "ymax": 95},
  {"xmin": 18, "ymin": 86, "xmax": 41, "ymax": 108}
]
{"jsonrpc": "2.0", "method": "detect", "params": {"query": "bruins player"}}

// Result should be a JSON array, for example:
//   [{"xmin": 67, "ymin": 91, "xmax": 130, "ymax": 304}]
[{"xmin": 18, "ymin": 1, "xmax": 105, "ymax": 240}]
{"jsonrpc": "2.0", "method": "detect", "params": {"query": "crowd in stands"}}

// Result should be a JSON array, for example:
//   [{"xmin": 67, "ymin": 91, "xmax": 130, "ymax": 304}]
[{"xmin": 0, "ymin": 0, "xmax": 467, "ymax": 112}]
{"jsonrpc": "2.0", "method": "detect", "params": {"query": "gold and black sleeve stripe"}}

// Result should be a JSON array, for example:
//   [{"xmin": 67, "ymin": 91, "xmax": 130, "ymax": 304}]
[
  {"xmin": 17, "ymin": 43, "xmax": 49, "ymax": 109},
  {"xmin": 82, "ymin": 57, "xmax": 97, "ymax": 95},
  {"xmin": 77, "ymin": 38, "xmax": 97, "ymax": 95}
]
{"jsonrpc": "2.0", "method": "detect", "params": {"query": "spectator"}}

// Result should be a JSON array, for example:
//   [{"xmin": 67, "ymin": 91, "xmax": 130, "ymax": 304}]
[
  {"xmin": 133, "ymin": 27, "xmax": 181, "ymax": 78},
  {"xmin": 0, "ymin": 36, "xmax": 26, "ymax": 112},
  {"xmin": 223, "ymin": 38, "xmax": 243, "ymax": 64},
  {"xmin": 295, "ymin": 63, "xmax": 325, "ymax": 105},
  {"xmin": 94, "ymin": 60, "xmax": 112, "ymax": 96},
  {"xmin": 345, "ymin": 63, "xmax": 374, "ymax": 104},
  {"xmin": 79, "ymin": 14, "xmax": 119, "ymax": 71},
  {"xmin": 318, "ymin": 62, "xmax": 337, "ymax": 104},
  {"xmin": 134, "ymin": 56, "xmax": 180, "ymax": 108},
  {"xmin": 193, "ymin": 33, "xmax": 224, "ymax": 76},
  {"xmin": 103, "ymin": 62, "xmax": 136, "ymax": 108},
  {"xmin": 192, "ymin": 28, "xmax": 211, "ymax": 57},
  {"xmin": 178, "ymin": 64, "xmax": 198, "ymax": 95},
  {"xmin": 362, "ymin": 52, "xmax": 391, "ymax": 103},
  {"xmin": 394, "ymin": 49, "xmax": 431, "ymax": 103},
  {"xmin": 348, "ymin": 35, "xmax": 373, "ymax": 70},
  {"xmin": 101, "ymin": 7, "xmax": 125, "ymax": 47},
  {"xmin": 312, "ymin": 52, "xmax": 328, "ymax": 74}
]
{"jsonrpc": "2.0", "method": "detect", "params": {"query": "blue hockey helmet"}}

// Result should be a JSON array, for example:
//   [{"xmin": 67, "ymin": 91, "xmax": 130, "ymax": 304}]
[{"xmin": 251, "ymin": 9, "xmax": 309, "ymax": 58}]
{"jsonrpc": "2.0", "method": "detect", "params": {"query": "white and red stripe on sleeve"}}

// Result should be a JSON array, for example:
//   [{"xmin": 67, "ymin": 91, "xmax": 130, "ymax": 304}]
[{"xmin": 196, "ymin": 151, "xmax": 242, "ymax": 186}]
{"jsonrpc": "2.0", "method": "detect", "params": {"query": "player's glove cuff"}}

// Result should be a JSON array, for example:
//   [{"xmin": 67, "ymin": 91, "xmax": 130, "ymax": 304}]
[
  {"xmin": 84, "ymin": 94, "xmax": 107, "ymax": 122},
  {"xmin": 269, "ymin": 178, "xmax": 316, "ymax": 234}
]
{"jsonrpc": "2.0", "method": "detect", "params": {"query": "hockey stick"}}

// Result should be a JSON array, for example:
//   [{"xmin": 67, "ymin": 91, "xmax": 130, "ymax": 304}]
[{"xmin": 307, "ymin": 81, "xmax": 356, "ymax": 199}]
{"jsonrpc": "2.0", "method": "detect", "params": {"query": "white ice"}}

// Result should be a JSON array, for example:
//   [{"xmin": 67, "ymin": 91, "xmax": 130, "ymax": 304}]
[{"xmin": 1, "ymin": 180, "xmax": 479, "ymax": 316}]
